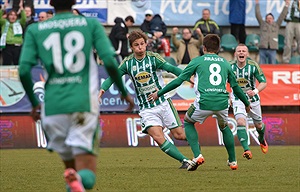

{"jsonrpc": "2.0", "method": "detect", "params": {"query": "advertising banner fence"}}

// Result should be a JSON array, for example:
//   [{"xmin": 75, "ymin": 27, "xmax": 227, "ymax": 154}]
[
  {"xmin": 0, "ymin": 64, "xmax": 299, "ymax": 113},
  {"xmin": 0, "ymin": 113, "xmax": 299, "ymax": 149}
]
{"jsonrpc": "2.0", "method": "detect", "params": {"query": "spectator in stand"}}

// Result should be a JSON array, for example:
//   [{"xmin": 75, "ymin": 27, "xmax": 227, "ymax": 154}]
[
  {"xmin": 229, "ymin": 0, "xmax": 246, "ymax": 43},
  {"xmin": 140, "ymin": 9, "xmax": 168, "ymax": 55},
  {"xmin": 38, "ymin": 11, "xmax": 47, "ymax": 22},
  {"xmin": 4, "ymin": 0, "xmax": 22, "ymax": 12},
  {"xmin": 149, "ymin": 13, "xmax": 167, "ymax": 38},
  {"xmin": 0, "ymin": 5, "xmax": 26, "ymax": 65},
  {"xmin": 24, "ymin": 5, "xmax": 34, "ymax": 33},
  {"xmin": 46, "ymin": 10, "xmax": 54, "ymax": 19},
  {"xmin": 4, "ymin": 1, "xmax": 34, "ymax": 15},
  {"xmin": 140, "ymin": 9, "xmax": 153, "ymax": 35},
  {"xmin": 109, "ymin": 15, "xmax": 134, "ymax": 63},
  {"xmin": 149, "ymin": 12, "xmax": 170, "ymax": 56},
  {"xmin": 255, "ymin": 0, "xmax": 289, "ymax": 64},
  {"xmin": 171, "ymin": 27, "xmax": 203, "ymax": 64},
  {"xmin": 192, "ymin": 8, "xmax": 221, "ymax": 39},
  {"xmin": 283, "ymin": 0, "xmax": 300, "ymax": 63}
]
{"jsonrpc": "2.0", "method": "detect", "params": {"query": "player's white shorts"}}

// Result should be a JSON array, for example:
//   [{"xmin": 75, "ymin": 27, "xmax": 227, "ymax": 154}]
[
  {"xmin": 185, "ymin": 100, "xmax": 228, "ymax": 127},
  {"xmin": 139, "ymin": 99, "xmax": 182, "ymax": 133},
  {"xmin": 41, "ymin": 111, "xmax": 100, "ymax": 160},
  {"xmin": 232, "ymin": 99, "xmax": 262, "ymax": 122}
]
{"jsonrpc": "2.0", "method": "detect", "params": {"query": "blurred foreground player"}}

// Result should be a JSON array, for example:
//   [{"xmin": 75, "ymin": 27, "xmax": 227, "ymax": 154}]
[{"xmin": 18, "ymin": 0, "xmax": 134, "ymax": 191}]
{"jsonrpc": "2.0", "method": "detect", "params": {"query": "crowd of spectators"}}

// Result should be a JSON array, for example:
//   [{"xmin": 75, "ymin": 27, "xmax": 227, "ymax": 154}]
[{"xmin": 0, "ymin": 0, "xmax": 299, "ymax": 65}]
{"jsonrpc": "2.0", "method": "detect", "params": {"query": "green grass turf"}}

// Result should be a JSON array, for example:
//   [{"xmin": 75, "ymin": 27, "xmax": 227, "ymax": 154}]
[{"xmin": 0, "ymin": 146, "xmax": 299, "ymax": 192}]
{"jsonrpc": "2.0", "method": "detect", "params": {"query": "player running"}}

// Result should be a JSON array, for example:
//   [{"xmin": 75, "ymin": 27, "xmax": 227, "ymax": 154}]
[
  {"xmin": 18, "ymin": 0, "xmax": 134, "ymax": 191},
  {"xmin": 99, "ymin": 30, "xmax": 193, "ymax": 169},
  {"xmin": 149, "ymin": 34, "xmax": 251, "ymax": 171},
  {"xmin": 230, "ymin": 44, "xmax": 268, "ymax": 160}
]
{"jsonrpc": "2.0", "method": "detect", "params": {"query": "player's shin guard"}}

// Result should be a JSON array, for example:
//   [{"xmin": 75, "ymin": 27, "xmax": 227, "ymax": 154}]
[
  {"xmin": 237, "ymin": 126, "xmax": 249, "ymax": 151},
  {"xmin": 160, "ymin": 140, "xmax": 188, "ymax": 162},
  {"xmin": 184, "ymin": 120, "xmax": 201, "ymax": 158},
  {"xmin": 78, "ymin": 169, "xmax": 96, "ymax": 190},
  {"xmin": 220, "ymin": 125, "xmax": 236, "ymax": 162},
  {"xmin": 256, "ymin": 123, "xmax": 265, "ymax": 144}
]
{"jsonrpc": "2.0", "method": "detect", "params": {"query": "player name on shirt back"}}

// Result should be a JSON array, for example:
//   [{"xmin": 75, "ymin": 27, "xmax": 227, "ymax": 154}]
[
  {"xmin": 204, "ymin": 56, "xmax": 224, "ymax": 62},
  {"xmin": 38, "ymin": 17, "xmax": 88, "ymax": 31}
]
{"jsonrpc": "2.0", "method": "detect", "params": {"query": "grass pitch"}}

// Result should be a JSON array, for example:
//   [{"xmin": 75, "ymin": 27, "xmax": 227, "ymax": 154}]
[{"xmin": 0, "ymin": 146, "xmax": 299, "ymax": 192}]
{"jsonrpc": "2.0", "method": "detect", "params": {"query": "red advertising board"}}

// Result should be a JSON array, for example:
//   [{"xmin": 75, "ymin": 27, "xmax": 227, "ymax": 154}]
[
  {"xmin": 259, "ymin": 65, "xmax": 300, "ymax": 106},
  {"xmin": 0, "ymin": 113, "xmax": 299, "ymax": 149}
]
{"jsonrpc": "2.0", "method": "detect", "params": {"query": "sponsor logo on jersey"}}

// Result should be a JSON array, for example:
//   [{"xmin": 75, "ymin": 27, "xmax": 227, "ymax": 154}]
[
  {"xmin": 135, "ymin": 71, "xmax": 152, "ymax": 84},
  {"xmin": 237, "ymin": 77, "xmax": 249, "ymax": 87},
  {"xmin": 138, "ymin": 83, "xmax": 156, "ymax": 94}
]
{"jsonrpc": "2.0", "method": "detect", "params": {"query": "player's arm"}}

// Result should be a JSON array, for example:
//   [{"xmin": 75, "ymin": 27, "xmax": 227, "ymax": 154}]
[
  {"xmin": 18, "ymin": 26, "xmax": 40, "ymax": 120},
  {"xmin": 152, "ymin": 60, "xmax": 196, "ymax": 100},
  {"xmin": 93, "ymin": 21, "xmax": 128, "ymax": 97},
  {"xmin": 247, "ymin": 65, "xmax": 267, "ymax": 97},
  {"xmin": 100, "ymin": 62, "xmax": 127, "ymax": 92},
  {"xmin": 157, "ymin": 55, "xmax": 194, "ymax": 84},
  {"xmin": 159, "ymin": 61, "xmax": 182, "ymax": 76}
]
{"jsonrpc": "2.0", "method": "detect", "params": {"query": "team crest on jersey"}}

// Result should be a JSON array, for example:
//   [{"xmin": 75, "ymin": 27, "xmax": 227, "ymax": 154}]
[
  {"xmin": 237, "ymin": 78, "xmax": 249, "ymax": 87},
  {"xmin": 132, "ymin": 66, "xmax": 137, "ymax": 71},
  {"xmin": 135, "ymin": 71, "xmax": 152, "ymax": 84}
]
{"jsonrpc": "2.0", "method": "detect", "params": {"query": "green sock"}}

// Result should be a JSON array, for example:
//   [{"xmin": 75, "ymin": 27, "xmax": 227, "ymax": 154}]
[
  {"xmin": 256, "ymin": 124, "xmax": 265, "ymax": 144},
  {"xmin": 78, "ymin": 169, "xmax": 96, "ymax": 190},
  {"xmin": 237, "ymin": 126, "xmax": 250, "ymax": 151},
  {"xmin": 66, "ymin": 185, "xmax": 70, "ymax": 192},
  {"xmin": 160, "ymin": 140, "xmax": 188, "ymax": 162},
  {"xmin": 184, "ymin": 120, "xmax": 201, "ymax": 158},
  {"xmin": 220, "ymin": 126, "xmax": 236, "ymax": 162}
]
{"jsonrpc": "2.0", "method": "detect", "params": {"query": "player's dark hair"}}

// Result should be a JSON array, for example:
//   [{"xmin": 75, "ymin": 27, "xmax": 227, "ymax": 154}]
[
  {"xmin": 128, "ymin": 30, "xmax": 148, "ymax": 47},
  {"xmin": 203, "ymin": 34, "xmax": 220, "ymax": 53},
  {"xmin": 50, "ymin": 0, "xmax": 75, "ymax": 10}
]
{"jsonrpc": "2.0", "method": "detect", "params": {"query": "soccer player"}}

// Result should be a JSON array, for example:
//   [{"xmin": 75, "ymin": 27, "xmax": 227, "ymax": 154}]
[
  {"xmin": 18, "ymin": 0, "xmax": 134, "ymax": 191},
  {"xmin": 98, "ymin": 30, "xmax": 192, "ymax": 169},
  {"xmin": 230, "ymin": 44, "xmax": 268, "ymax": 160},
  {"xmin": 149, "ymin": 34, "xmax": 251, "ymax": 171}
]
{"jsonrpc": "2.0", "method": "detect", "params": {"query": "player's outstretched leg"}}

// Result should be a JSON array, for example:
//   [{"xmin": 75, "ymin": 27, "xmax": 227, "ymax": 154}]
[
  {"xmin": 160, "ymin": 140, "xmax": 190, "ymax": 168},
  {"xmin": 256, "ymin": 124, "xmax": 268, "ymax": 154}
]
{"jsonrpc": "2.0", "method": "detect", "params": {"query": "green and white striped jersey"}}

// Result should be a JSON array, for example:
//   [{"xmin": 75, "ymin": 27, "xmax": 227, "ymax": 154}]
[
  {"xmin": 230, "ymin": 59, "xmax": 266, "ymax": 102},
  {"xmin": 101, "ymin": 51, "xmax": 182, "ymax": 110}
]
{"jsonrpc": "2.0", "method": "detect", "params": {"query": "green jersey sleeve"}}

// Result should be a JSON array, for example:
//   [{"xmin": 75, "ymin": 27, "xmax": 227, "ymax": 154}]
[
  {"xmin": 157, "ymin": 60, "xmax": 197, "ymax": 97},
  {"xmin": 18, "ymin": 26, "xmax": 39, "ymax": 107},
  {"xmin": 92, "ymin": 20, "xmax": 127, "ymax": 96},
  {"xmin": 254, "ymin": 65, "xmax": 266, "ymax": 83},
  {"xmin": 158, "ymin": 62, "xmax": 182, "ymax": 76},
  {"xmin": 101, "ymin": 61, "xmax": 127, "ymax": 91}
]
